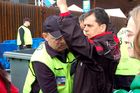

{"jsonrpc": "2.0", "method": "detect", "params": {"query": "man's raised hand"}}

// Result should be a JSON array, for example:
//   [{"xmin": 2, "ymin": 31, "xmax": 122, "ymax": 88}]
[{"xmin": 57, "ymin": 0, "xmax": 69, "ymax": 13}]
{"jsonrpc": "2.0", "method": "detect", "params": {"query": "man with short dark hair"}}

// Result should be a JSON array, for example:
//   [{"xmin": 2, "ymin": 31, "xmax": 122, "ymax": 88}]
[
  {"xmin": 57, "ymin": 0, "xmax": 121, "ymax": 93},
  {"xmin": 17, "ymin": 17, "xmax": 32, "ymax": 50},
  {"xmin": 79, "ymin": 13, "xmax": 85, "ymax": 30}
]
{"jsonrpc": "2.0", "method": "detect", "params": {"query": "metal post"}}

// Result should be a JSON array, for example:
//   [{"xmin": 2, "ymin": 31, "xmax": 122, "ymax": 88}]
[
  {"xmin": 41, "ymin": 0, "xmax": 44, "ymax": 6},
  {"xmin": 35, "ymin": 0, "xmax": 37, "ymax": 6}
]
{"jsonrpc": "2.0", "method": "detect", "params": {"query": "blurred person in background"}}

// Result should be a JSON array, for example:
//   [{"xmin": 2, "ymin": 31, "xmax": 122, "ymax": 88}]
[
  {"xmin": 114, "ymin": 5, "xmax": 140, "ymax": 93},
  {"xmin": 0, "ymin": 63, "xmax": 18, "ymax": 93},
  {"xmin": 17, "ymin": 17, "xmax": 32, "ymax": 50},
  {"xmin": 131, "ymin": 6, "xmax": 140, "ymax": 59}
]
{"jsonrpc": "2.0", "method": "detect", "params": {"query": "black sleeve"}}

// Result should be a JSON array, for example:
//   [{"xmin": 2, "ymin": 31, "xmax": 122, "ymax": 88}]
[
  {"xmin": 32, "ymin": 61, "xmax": 58, "ymax": 93},
  {"xmin": 58, "ymin": 15, "xmax": 95, "ymax": 59},
  {"xmin": 19, "ymin": 27, "xmax": 25, "ymax": 45}
]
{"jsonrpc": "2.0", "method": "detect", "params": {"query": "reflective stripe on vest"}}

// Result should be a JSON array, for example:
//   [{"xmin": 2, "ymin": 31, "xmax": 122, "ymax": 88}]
[{"xmin": 23, "ymin": 42, "xmax": 75, "ymax": 93}]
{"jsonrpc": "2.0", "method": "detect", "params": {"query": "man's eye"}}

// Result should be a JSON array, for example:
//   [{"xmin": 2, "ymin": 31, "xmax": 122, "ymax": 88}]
[
  {"xmin": 84, "ymin": 25, "xmax": 88, "ymax": 27},
  {"xmin": 127, "ymin": 34, "xmax": 134, "ymax": 37},
  {"xmin": 85, "ymin": 24, "xmax": 92, "ymax": 27}
]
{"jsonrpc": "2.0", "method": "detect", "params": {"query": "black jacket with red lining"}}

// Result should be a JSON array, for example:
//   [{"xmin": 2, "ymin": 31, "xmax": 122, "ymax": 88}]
[{"xmin": 58, "ymin": 13, "xmax": 121, "ymax": 93}]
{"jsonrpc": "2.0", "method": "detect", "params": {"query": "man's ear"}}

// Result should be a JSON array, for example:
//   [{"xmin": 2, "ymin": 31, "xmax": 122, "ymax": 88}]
[
  {"xmin": 42, "ymin": 32, "xmax": 48, "ymax": 41},
  {"xmin": 100, "ymin": 24, "xmax": 106, "ymax": 32}
]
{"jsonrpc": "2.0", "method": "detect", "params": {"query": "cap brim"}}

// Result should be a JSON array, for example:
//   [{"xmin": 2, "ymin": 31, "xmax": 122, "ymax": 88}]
[{"xmin": 49, "ymin": 31, "xmax": 62, "ymax": 39}]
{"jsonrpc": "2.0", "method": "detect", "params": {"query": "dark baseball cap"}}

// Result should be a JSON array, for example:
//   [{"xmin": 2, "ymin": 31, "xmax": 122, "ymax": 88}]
[{"xmin": 43, "ymin": 15, "xmax": 62, "ymax": 39}]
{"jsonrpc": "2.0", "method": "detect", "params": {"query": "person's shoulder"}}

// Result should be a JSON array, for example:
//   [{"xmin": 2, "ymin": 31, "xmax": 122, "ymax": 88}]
[
  {"xmin": 96, "ymin": 32, "xmax": 114, "ymax": 40},
  {"xmin": 10, "ymin": 83, "xmax": 19, "ymax": 93},
  {"xmin": 31, "ymin": 42, "xmax": 46, "ymax": 61},
  {"xmin": 32, "ymin": 42, "xmax": 45, "ymax": 54},
  {"xmin": 0, "ymin": 79, "xmax": 7, "ymax": 92},
  {"xmin": 18, "ymin": 26, "xmax": 24, "ymax": 30}
]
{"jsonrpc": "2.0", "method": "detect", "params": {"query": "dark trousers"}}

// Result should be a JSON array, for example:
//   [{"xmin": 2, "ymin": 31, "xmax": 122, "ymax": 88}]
[
  {"xmin": 19, "ymin": 45, "xmax": 32, "ymax": 50},
  {"xmin": 114, "ymin": 75, "xmax": 135, "ymax": 91}
]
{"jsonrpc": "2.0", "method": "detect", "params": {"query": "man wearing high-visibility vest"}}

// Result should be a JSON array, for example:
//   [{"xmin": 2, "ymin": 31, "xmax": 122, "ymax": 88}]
[
  {"xmin": 17, "ymin": 17, "xmax": 32, "ymax": 50},
  {"xmin": 23, "ymin": 15, "xmax": 76, "ymax": 93}
]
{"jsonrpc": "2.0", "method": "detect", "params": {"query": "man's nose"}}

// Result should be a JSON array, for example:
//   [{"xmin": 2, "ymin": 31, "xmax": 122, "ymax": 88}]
[
  {"xmin": 83, "ymin": 26, "xmax": 88, "ymax": 32},
  {"xmin": 123, "ymin": 36, "xmax": 129, "ymax": 43}
]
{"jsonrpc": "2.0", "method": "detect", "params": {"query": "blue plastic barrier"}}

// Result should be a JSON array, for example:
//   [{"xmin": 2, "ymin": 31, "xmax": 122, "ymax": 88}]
[
  {"xmin": 0, "ymin": 43, "xmax": 17, "ymax": 57},
  {"xmin": 3, "ymin": 38, "xmax": 44, "ymax": 49},
  {"xmin": 0, "ymin": 43, "xmax": 18, "ymax": 69},
  {"xmin": 32, "ymin": 38, "xmax": 44, "ymax": 49},
  {"xmin": 0, "ymin": 57, "xmax": 10, "ymax": 69},
  {"xmin": 3, "ymin": 40, "xmax": 17, "ymax": 44},
  {"xmin": 0, "ymin": 38, "xmax": 44, "ymax": 69}
]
